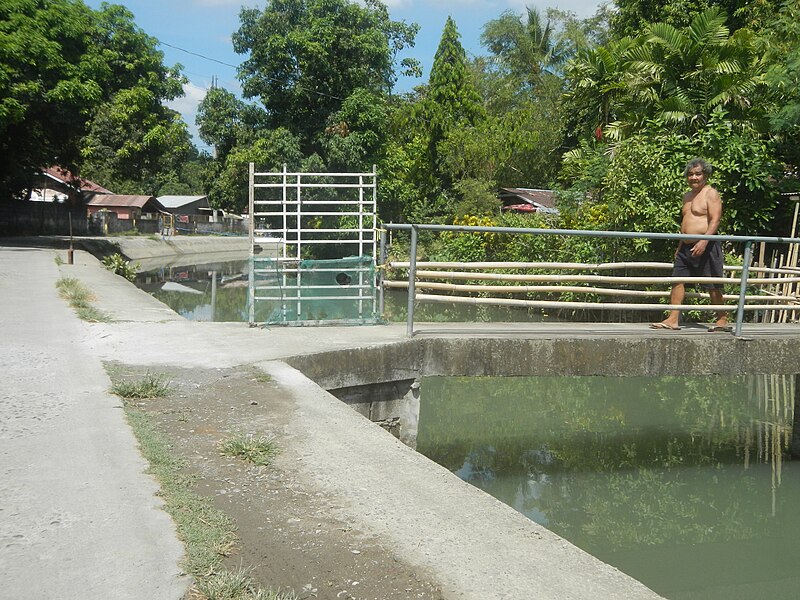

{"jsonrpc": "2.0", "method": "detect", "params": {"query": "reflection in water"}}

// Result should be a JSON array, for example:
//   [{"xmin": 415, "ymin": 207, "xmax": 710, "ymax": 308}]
[
  {"xmin": 134, "ymin": 259, "xmax": 269, "ymax": 322},
  {"xmin": 417, "ymin": 375, "xmax": 800, "ymax": 599}
]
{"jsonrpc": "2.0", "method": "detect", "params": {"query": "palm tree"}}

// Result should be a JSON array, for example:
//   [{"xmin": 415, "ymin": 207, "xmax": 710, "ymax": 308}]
[
  {"xmin": 625, "ymin": 7, "xmax": 768, "ymax": 133},
  {"xmin": 481, "ymin": 7, "xmax": 568, "ymax": 92}
]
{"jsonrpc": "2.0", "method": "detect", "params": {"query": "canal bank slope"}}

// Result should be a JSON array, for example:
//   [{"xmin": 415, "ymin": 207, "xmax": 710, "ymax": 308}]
[{"xmin": 0, "ymin": 236, "xmax": 668, "ymax": 599}]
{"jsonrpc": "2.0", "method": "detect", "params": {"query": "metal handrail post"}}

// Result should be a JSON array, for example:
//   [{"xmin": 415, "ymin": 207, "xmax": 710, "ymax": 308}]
[
  {"xmin": 734, "ymin": 241, "xmax": 753, "ymax": 337},
  {"xmin": 407, "ymin": 225, "xmax": 418, "ymax": 337},
  {"xmin": 378, "ymin": 227, "xmax": 387, "ymax": 317}
]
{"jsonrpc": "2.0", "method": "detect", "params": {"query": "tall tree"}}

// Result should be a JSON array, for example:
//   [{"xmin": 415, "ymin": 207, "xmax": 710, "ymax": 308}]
[
  {"xmin": 1, "ymin": 0, "xmax": 100, "ymax": 198},
  {"xmin": 480, "ymin": 7, "xmax": 567, "ymax": 92},
  {"xmin": 419, "ymin": 17, "xmax": 485, "ymax": 195},
  {"xmin": 0, "ymin": 0, "xmax": 190, "ymax": 199},
  {"xmin": 232, "ymin": 0, "xmax": 418, "ymax": 155}
]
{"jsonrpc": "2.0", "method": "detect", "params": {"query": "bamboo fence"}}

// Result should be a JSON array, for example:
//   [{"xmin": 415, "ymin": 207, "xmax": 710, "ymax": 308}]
[{"xmin": 384, "ymin": 258, "xmax": 800, "ymax": 320}]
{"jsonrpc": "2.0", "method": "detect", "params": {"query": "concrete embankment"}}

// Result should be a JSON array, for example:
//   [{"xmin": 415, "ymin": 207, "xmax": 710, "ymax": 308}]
[{"xmin": 78, "ymin": 234, "xmax": 251, "ymax": 266}]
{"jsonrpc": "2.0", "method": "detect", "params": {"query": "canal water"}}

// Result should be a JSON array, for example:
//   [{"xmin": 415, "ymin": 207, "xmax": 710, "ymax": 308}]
[
  {"xmin": 416, "ymin": 374, "xmax": 800, "ymax": 600},
  {"xmin": 133, "ymin": 258, "xmax": 562, "ymax": 323}
]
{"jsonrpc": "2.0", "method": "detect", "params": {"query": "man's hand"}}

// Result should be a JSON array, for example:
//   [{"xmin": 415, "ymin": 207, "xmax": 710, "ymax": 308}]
[{"xmin": 691, "ymin": 240, "xmax": 708, "ymax": 256}]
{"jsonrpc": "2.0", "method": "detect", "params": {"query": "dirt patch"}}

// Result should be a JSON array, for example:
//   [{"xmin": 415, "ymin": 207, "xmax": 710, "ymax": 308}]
[{"xmin": 108, "ymin": 363, "xmax": 443, "ymax": 600}]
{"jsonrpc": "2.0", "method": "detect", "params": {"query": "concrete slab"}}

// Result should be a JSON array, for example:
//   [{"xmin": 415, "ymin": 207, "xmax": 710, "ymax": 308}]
[{"xmin": 0, "ymin": 244, "xmax": 188, "ymax": 600}]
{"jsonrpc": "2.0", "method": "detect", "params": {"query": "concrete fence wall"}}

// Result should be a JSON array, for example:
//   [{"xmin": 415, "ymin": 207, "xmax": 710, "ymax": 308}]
[{"xmin": 0, "ymin": 202, "xmax": 89, "ymax": 236}]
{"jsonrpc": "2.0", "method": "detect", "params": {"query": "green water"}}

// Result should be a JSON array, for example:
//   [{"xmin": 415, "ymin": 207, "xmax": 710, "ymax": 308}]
[{"xmin": 416, "ymin": 375, "xmax": 800, "ymax": 599}]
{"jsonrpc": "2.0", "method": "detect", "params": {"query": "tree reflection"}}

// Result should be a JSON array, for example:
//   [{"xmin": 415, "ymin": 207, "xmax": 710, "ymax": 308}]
[{"xmin": 416, "ymin": 374, "xmax": 796, "ymax": 554}]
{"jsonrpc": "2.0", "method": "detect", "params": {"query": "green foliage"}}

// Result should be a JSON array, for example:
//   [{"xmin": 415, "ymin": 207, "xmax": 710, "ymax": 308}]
[
  {"xmin": 764, "ymin": 0, "xmax": 800, "ymax": 171},
  {"xmin": 232, "ymin": 0, "xmax": 417, "ymax": 154},
  {"xmin": 218, "ymin": 433, "xmax": 279, "ymax": 467},
  {"xmin": 0, "ymin": 0, "xmax": 189, "ymax": 199},
  {"xmin": 480, "ymin": 7, "xmax": 568, "ymax": 91},
  {"xmin": 611, "ymin": 0, "xmax": 782, "ymax": 38},
  {"xmin": 319, "ymin": 88, "xmax": 389, "ymax": 170},
  {"xmin": 110, "ymin": 373, "xmax": 172, "ymax": 400},
  {"xmin": 56, "ymin": 277, "xmax": 111, "ymax": 322},
  {"xmin": 102, "ymin": 253, "xmax": 140, "ymax": 281},
  {"xmin": 197, "ymin": 569, "xmax": 296, "ymax": 600},
  {"xmin": 578, "ymin": 115, "xmax": 781, "ymax": 241},
  {"xmin": 567, "ymin": 8, "xmax": 770, "ymax": 143}
]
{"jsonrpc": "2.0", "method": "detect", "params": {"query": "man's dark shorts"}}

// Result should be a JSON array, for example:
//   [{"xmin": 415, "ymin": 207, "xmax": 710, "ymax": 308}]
[{"xmin": 673, "ymin": 241, "xmax": 724, "ymax": 290}]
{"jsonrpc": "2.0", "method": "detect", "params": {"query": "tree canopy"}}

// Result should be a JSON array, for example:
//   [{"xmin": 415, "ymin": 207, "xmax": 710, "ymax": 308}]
[
  {"xmin": 232, "ymin": 0, "xmax": 418, "ymax": 155},
  {"xmin": 0, "ymin": 0, "xmax": 191, "ymax": 199}
]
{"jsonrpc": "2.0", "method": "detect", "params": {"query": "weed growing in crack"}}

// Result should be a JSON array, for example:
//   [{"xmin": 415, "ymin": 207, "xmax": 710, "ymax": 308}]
[
  {"xmin": 56, "ymin": 277, "xmax": 111, "ymax": 322},
  {"xmin": 197, "ymin": 568, "xmax": 297, "ymax": 600},
  {"xmin": 218, "ymin": 434, "xmax": 279, "ymax": 467},
  {"xmin": 111, "ymin": 372, "xmax": 172, "ymax": 399}
]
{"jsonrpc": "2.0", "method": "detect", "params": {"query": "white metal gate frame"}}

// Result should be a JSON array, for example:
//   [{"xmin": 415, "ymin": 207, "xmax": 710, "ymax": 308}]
[{"xmin": 247, "ymin": 163, "xmax": 377, "ymax": 325}]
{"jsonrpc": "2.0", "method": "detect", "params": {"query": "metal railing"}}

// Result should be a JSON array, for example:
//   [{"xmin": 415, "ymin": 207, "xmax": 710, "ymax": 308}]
[{"xmin": 380, "ymin": 224, "xmax": 800, "ymax": 337}]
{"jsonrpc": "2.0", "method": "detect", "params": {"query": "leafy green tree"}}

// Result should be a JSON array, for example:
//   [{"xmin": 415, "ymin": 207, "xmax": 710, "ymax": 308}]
[
  {"xmin": 232, "ymin": 0, "xmax": 418, "ymax": 155},
  {"xmin": 621, "ymin": 8, "xmax": 768, "ymax": 136},
  {"xmin": 763, "ymin": 0, "xmax": 800, "ymax": 175},
  {"xmin": 401, "ymin": 17, "xmax": 485, "ymax": 221},
  {"xmin": 0, "ymin": 1, "xmax": 190, "ymax": 200},
  {"xmin": 319, "ymin": 88, "xmax": 388, "ymax": 171},
  {"xmin": 196, "ymin": 87, "xmax": 245, "ymax": 159},
  {"xmin": 563, "ymin": 37, "xmax": 639, "ymax": 141},
  {"xmin": 1, "ymin": 0, "xmax": 100, "ymax": 198},
  {"xmin": 610, "ymin": 0, "xmax": 780, "ymax": 38}
]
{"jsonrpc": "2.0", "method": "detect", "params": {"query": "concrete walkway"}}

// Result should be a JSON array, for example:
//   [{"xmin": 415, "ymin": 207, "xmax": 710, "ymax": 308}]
[{"xmin": 0, "ymin": 245, "xmax": 187, "ymax": 600}]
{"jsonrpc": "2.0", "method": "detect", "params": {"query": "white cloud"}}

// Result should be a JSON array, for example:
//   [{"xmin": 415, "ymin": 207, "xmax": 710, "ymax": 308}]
[{"xmin": 167, "ymin": 81, "xmax": 209, "ymax": 147}]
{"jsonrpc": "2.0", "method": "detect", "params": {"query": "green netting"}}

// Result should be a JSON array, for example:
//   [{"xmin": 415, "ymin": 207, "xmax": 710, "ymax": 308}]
[{"xmin": 250, "ymin": 255, "xmax": 379, "ymax": 325}]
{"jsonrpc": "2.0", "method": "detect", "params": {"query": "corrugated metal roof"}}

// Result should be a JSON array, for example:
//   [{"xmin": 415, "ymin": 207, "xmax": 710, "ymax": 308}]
[
  {"xmin": 42, "ymin": 166, "xmax": 113, "ymax": 194},
  {"xmin": 88, "ymin": 195, "xmax": 163, "ymax": 210},
  {"xmin": 498, "ymin": 188, "xmax": 557, "ymax": 209},
  {"xmin": 157, "ymin": 195, "xmax": 208, "ymax": 209}
]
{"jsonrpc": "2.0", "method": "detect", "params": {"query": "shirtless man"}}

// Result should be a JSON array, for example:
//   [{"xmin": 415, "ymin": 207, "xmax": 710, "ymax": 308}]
[{"xmin": 651, "ymin": 158, "xmax": 729, "ymax": 331}]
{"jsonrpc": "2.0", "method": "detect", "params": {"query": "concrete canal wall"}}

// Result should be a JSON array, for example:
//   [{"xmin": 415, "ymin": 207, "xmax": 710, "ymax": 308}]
[{"xmin": 286, "ymin": 335, "xmax": 800, "ymax": 384}]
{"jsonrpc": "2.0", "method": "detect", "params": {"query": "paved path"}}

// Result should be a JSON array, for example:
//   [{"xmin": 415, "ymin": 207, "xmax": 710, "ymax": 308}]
[{"xmin": 0, "ymin": 245, "xmax": 187, "ymax": 600}]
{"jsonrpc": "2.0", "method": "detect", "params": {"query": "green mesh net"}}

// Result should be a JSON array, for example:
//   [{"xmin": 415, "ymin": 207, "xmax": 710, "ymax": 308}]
[{"xmin": 250, "ymin": 255, "xmax": 379, "ymax": 325}]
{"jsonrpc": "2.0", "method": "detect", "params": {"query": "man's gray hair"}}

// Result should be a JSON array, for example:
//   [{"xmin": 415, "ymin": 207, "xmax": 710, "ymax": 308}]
[{"xmin": 684, "ymin": 157, "xmax": 712, "ymax": 177}]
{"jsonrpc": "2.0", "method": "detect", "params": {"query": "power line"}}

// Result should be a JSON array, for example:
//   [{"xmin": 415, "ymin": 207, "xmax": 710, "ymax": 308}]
[
  {"xmin": 158, "ymin": 40, "xmax": 239, "ymax": 69},
  {"xmin": 155, "ymin": 38, "xmax": 344, "ymax": 102}
]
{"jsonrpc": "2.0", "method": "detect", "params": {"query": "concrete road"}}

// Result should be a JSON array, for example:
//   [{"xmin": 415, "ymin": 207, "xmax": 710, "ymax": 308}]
[{"xmin": 0, "ymin": 245, "xmax": 187, "ymax": 600}]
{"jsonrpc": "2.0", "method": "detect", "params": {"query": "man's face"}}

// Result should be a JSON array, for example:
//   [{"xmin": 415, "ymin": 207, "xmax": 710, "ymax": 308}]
[{"xmin": 686, "ymin": 166, "xmax": 707, "ymax": 190}]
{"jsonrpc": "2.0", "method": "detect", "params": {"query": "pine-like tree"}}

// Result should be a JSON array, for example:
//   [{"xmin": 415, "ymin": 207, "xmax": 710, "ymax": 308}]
[{"xmin": 418, "ymin": 16, "xmax": 485, "ymax": 195}]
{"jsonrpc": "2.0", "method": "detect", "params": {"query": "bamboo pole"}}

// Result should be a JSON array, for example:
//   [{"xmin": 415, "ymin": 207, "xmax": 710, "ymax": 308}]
[
  {"xmin": 412, "ymin": 269, "xmax": 800, "ymax": 286},
  {"xmin": 384, "ymin": 279, "xmax": 798, "ymax": 302},
  {"xmin": 388, "ymin": 260, "xmax": 784, "ymax": 274},
  {"xmin": 414, "ymin": 292, "xmax": 787, "ymax": 312}
]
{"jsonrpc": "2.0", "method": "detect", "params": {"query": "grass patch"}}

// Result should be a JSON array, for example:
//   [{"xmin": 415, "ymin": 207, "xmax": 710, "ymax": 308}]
[
  {"xmin": 123, "ymin": 408, "xmax": 237, "ymax": 578},
  {"xmin": 54, "ymin": 254, "xmax": 64, "ymax": 266},
  {"xmin": 110, "ymin": 372, "xmax": 172, "ymax": 400},
  {"xmin": 250, "ymin": 370, "xmax": 272, "ymax": 383},
  {"xmin": 218, "ymin": 433, "xmax": 279, "ymax": 467},
  {"xmin": 56, "ymin": 277, "xmax": 111, "ymax": 322},
  {"xmin": 196, "ymin": 569, "xmax": 296, "ymax": 600}
]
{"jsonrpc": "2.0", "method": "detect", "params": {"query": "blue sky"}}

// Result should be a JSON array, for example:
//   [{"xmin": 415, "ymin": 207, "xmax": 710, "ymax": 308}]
[{"xmin": 83, "ymin": 0, "xmax": 604, "ymax": 150}]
